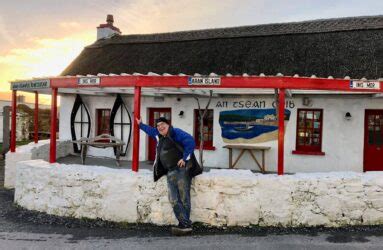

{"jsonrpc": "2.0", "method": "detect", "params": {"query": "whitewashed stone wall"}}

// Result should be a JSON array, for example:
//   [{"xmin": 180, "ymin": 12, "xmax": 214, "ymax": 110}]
[
  {"xmin": 14, "ymin": 160, "xmax": 383, "ymax": 227},
  {"xmin": 4, "ymin": 140, "xmax": 73, "ymax": 189}
]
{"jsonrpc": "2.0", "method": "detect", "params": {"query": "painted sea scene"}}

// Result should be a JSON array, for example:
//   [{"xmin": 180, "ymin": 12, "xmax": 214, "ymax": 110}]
[{"xmin": 219, "ymin": 109, "xmax": 291, "ymax": 143}]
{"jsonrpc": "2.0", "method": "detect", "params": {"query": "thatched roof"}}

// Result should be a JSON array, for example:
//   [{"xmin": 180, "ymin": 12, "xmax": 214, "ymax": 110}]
[{"xmin": 61, "ymin": 15, "xmax": 383, "ymax": 79}]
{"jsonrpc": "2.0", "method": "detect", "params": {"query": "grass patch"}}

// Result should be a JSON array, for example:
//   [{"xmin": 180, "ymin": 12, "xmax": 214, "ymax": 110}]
[{"xmin": 16, "ymin": 140, "xmax": 32, "ymax": 146}]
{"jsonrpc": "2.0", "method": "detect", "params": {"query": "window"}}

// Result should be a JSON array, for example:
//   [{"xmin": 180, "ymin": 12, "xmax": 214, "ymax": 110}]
[
  {"xmin": 194, "ymin": 109, "xmax": 215, "ymax": 150},
  {"xmin": 97, "ymin": 109, "xmax": 111, "ymax": 135},
  {"xmin": 71, "ymin": 95, "xmax": 91, "ymax": 153},
  {"xmin": 110, "ymin": 94, "xmax": 132, "ymax": 156},
  {"xmin": 293, "ymin": 109, "xmax": 325, "ymax": 155}
]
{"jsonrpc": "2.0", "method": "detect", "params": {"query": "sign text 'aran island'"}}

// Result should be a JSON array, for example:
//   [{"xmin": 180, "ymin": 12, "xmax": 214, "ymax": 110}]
[{"xmin": 188, "ymin": 77, "xmax": 221, "ymax": 86}]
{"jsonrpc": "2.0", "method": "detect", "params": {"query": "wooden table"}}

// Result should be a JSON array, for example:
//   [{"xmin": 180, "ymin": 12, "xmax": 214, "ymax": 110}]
[
  {"xmin": 73, "ymin": 134, "xmax": 125, "ymax": 166},
  {"xmin": 223, "ymin": 144, "xmax": 271, "ymax": 173}
]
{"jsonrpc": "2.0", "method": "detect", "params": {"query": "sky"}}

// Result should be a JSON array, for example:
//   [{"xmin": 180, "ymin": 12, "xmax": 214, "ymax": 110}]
[{"xmin": 0, "ymin": 0, "xmax": 382, "ymax": 104}]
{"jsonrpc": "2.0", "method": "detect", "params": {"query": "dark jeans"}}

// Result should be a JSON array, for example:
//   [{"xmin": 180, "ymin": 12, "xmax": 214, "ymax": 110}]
[{"xmin": 167, "ymin": 167, "xmax": 192, "ymax": 228}]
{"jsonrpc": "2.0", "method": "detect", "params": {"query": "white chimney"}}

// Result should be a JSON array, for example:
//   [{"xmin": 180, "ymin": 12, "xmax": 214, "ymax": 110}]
[{"xmin": 97, "ymin": 14, "xmax": 121, "ymax": 40}]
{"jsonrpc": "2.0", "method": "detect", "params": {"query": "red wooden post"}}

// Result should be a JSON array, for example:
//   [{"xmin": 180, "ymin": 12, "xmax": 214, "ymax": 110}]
[
  {"xmin": 132, "ymin": 86, "xmax": 141, "ymax": 172},
  {"xmin": 49, "ymin": 88, "xmax": 58, "ymax": 163},
  {"xmin": 10, "ymin": 90, "xmax": 17, "ymax": 152},
  {"xmin": 278, "ymin": 88, "xmax": 286, "ymax": 175},
  {"xmin": 34, "ymin": 91, "xmax": 39, "ymax": 143}
]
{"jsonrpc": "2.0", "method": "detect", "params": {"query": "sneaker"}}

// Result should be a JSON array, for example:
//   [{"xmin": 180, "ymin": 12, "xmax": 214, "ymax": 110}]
[{"xmin": 171, "ymin": 226, "xmax": 192, "ymax": 236}]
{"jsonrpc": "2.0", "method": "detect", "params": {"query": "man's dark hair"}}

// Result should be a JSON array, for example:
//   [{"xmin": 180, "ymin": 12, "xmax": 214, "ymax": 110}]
[{"xmin": 156, "ymin": 117, "xmax": 169, "ymax": 125}]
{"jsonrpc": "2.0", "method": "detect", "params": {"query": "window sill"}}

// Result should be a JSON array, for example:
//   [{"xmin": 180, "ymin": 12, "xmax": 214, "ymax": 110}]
[
  {"xmin": 195, "ymin": 146, "xmax": 216, "ymax": 151},
  {"xmin": 292, "ymin": 150, "xmax": 325, "ymax": 156}
]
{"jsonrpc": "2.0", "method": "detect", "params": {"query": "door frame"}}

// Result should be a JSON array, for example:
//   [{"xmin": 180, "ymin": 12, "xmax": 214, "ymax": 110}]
[
  {"xmin": 363, "ymin": 109, "xmax": 383, "ymax": 171},
  {"xmin": 147, "ymin": 107, "xmax": 172, "ymax": 161}
]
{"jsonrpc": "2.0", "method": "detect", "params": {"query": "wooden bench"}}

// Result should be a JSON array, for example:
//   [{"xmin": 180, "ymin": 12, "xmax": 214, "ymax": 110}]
[
  {"xmin": 223, "ymin": 144, "xmax": 271, "ymax": 173},
  {"xmin": 73, "ymin": 134, "xmax": 125, "ymax": 166}
]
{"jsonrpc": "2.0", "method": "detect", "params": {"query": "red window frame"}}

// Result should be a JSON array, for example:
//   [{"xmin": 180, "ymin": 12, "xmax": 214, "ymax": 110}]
[
  {"xmin": 194, "ymin": 109, "xmax": 215, "ymax": 150},
  {"xmin": 96, "ymin": 109, "xmax": 111, "ymax": 136},
  {"xmin": 292, "ymin": 109, "xmax": 325, "ymax": 155}
]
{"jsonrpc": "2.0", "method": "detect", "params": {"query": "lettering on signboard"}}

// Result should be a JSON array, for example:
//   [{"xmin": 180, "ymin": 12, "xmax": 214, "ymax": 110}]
[
  {"xmin": 11, "ymin": 80, "xmax": 50, "ymax": 90},
  {"xmin": 78, "ymin": 77, "xmax": 101, "ymax": 85},
  {"xmin": 350, "ymin": 80, "xmax": 380, "ymax": 90},
  {"xmin": 188, "ymin": 77, "xmax": 221, "ymax": 86},
  {"xmin": 215, "ymin": 99, "xmax": 295, "ymax": 109}
]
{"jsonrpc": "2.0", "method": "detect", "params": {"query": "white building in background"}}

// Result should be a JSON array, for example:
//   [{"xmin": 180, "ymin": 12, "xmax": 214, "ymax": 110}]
[
  {"xmin": 9, "ymin": 15, "xmax": 383, "ymax": 173},
  {"xmin": 0, "ymin": 98, "xmax": 50, "ymax": 142}
]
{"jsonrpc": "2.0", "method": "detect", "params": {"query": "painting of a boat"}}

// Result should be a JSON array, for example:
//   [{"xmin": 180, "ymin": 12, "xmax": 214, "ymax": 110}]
[
  {"xmin": 233, "ymin": 122, "xmax": 255, "ymax": 131},
  {"xmin": 219, "ymin": 109, "xmax": 291, "ymax": 143}
]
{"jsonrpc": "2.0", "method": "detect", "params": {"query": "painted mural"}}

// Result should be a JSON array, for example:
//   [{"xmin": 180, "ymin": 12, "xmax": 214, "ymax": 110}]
[{"xmin": 219, "ymin": 109, "xmax": 291, "ymax": 143}]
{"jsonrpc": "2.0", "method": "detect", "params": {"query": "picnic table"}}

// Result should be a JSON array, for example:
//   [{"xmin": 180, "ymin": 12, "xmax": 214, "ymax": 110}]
[
  {"xmin": 73, "ymin": 134, "xmax": 125, "ymax": 166},
  {"xmin": 223, "ymin": 144, "xmax": 271, "ymax": 173}
]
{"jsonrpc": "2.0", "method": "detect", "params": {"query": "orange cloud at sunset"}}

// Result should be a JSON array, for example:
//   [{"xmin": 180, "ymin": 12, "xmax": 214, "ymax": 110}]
[{"xmin": 0, "ymin": 30, "xmax": 95, "ymax": 104}]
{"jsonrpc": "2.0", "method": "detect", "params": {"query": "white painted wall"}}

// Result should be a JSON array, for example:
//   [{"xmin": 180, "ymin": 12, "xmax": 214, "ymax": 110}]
[
  {"xmin": 4, "ymin": 140, "xmax": 73, "ymax": 189},
  {"xmin": 59, "ymin": 94, "xmax": 383, "ymax": 173},
  {"xmin": 14, "ymin": 159, "xmax": 383, "ymax": 227}
]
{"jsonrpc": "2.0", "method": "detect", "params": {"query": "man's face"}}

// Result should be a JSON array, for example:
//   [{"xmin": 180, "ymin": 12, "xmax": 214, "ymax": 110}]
[{"xmin": 156, "ymin": 121, "xmax": 169, "ymax": 136}]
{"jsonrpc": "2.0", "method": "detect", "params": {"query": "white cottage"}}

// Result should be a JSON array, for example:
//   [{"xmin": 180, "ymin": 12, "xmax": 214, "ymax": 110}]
[{"xmin": 9, "ymin": 15, "xmax": 383, "ymax": 174}]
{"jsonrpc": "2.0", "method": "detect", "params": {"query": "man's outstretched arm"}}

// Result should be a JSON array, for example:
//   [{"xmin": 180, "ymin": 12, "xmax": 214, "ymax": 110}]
[{"xmin": 136, "ymin": 118, "xmax": 159, "ymax": 139}]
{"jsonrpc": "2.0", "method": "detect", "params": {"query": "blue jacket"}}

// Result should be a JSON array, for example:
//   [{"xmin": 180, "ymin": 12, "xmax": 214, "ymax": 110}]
[
  {"xmin": 139, "ymin": 123, "xmax": 201, "ymax": 181},
  {"xmin": 139, "ymin": 123, "xmax": 196, "ymax": 162}
]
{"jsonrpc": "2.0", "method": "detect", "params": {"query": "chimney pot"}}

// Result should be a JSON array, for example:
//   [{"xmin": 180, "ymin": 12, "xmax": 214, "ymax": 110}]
[{"xmin": 107, "ymin": 14, "xmax": 114, "ymax": 25}]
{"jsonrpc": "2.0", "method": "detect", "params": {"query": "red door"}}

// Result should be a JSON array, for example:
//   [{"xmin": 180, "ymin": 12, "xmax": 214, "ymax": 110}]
[
  {"xmin": 364, "ymin": 110, "xmax": 383, "ymax": 171},
  {"xmin": 148, "ymin": 108, "xmax": 171, "ymax": 161}
]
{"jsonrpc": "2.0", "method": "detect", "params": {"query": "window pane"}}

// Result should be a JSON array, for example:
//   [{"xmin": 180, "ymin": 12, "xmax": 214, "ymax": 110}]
[
  {"xmin": 97, "ymin": 109, "xmax": 111, "ymax": 135},
  {"xmin": 376, "ymin": 132, "xmax": 383, "ymax": 146},
  {"xmin": 298, "ymin": 136, "xmax": 305, "ymax": 145},
  {"xmin": 306, "ymin": 120, "xmax": 313, "ymax": 129},
  {"xmin": 368, "ymin": 126, "xmax": 374, "ymax": 144},
  {"xmin": 299, "ymin": 111, "xmax": 306, "ymax": 121},
  {"xmin": 368, "ymin": 115, "xmax": 375, "ymax": 126}
]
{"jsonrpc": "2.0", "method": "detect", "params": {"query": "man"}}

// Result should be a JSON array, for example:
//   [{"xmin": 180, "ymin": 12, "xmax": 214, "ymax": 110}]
[{"xmin": 136, "ymin": 117, "xmax": 201, "ymax": 236}]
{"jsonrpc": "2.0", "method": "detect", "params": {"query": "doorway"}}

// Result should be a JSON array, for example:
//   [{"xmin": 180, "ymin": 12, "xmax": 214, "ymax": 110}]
[{"xmin": 364, "ymin": 110, "xmax": 383, "ymax": 171}]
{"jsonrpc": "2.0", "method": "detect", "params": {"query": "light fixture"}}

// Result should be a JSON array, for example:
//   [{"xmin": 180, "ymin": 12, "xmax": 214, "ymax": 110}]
[
  {"xmin": 345, "ymin": 112, "xmax": 352, "ymax": 120},
  {"xmin": 302, "ymin": 97, "xmax": 312, "ymax": 107},
  {"xmin": 178, "ymin": 111, "xmax": 184, "ymax": 117}
]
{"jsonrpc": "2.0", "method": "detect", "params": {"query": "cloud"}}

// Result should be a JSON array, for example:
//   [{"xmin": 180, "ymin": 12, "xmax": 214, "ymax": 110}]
[
  {"xmin": 113, "ymin": 0, "xmax": 241, "ymax": 34},
  {"xmin": 0, "ymin": 30, "xmax": 95, "ymax": 94},
  {"xmin": 0, "ymin": 16, "xmax": 15, "ymax": 46},
  {"xmin": 59, "ymin": 22, "xmax": 81, "ymax": 29}
]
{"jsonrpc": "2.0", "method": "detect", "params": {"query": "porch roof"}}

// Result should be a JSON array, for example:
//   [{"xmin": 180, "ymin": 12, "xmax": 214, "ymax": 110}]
[{"xmin": 10, "ymin": 73, "xmax": 383, "ymax": 96}]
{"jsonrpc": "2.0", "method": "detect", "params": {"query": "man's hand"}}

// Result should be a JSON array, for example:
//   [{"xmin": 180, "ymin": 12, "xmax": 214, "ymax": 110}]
[
  {"xmin": 136, "ymin": 117, "xmax": 141, "ymax": 125},
  {"xmin": 177, "ymin": 159, "xmax": 186, "ymax": 168}
]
